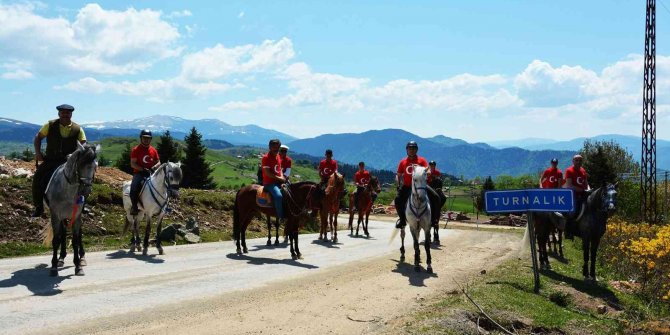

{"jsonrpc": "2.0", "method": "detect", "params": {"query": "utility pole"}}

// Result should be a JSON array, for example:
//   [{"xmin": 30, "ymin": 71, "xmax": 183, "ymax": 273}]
[
  {"xmin": 665, "ymin": 171, "xmax": 668, "ymax": 223},
  {"xmin": 642, "ymin": 0, "xmax": 658, "ymax": 223}
]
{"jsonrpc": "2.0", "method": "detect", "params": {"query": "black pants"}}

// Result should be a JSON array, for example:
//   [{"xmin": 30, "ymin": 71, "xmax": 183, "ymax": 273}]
[
  {"xmin": 354, "ymin": 186, "xmax": 364, "ymax": 209},
  {"xmin": 32, "ymin": 159, "xmax": 65, "ymax": 210},
  {"xmin": 130, "ymin": 171, "xmax": 149, "ymax": 208},
  {"xmin": 567, "ymin": 194, "xmax": 586, "ymax": 237}
]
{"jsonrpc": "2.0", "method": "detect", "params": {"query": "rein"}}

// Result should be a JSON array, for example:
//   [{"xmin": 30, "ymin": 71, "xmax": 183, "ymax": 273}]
[
  {"xmin": 143, "ymin": 164, "xmax": 178, "ymax": 213},
  {"xmin": 409, "ymin": 179, "xmax": 429, "ymax": 219},
  {"xmin": 283, "ymin": 183, "xmax": 316, "ymax": 217}
]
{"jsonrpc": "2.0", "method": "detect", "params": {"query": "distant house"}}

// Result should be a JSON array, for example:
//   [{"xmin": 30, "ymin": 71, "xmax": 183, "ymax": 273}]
[{"xmin": 236, "ymin": 155, "xmax": 243, "ymax": 159}]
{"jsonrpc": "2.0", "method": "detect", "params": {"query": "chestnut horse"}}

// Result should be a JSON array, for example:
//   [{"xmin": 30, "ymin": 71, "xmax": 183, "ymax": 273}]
[
  {"xmin": 347, "ymin": 176, "xmax": 381, "ymax": 237},
  {"xmin": 233, "ymin": 181, "xmax": 320, "ymax": 260},
  {"xmin": 318, "ymin": 173, "xmax": 345, "ymax": 243}
]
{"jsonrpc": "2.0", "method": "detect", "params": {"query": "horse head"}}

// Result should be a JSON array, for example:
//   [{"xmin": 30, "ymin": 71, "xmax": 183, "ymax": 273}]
[
  {"xmin": 158, "ymin": 161, "xmax": 182, "ymax": 198},
  {"xmin": 368, "ymin": 176, "xmax": 381, "ymax": 194},
  {"xmin": 411, "ymin": 166, "xmax": 429, "ymax": 203},
  {"xmin": 69, "ymin": 142, "xmax": 98, "ymax": 196},
  {"xmin": 602, "ymin": 182, "xmax": 617, "ymax": 213}
]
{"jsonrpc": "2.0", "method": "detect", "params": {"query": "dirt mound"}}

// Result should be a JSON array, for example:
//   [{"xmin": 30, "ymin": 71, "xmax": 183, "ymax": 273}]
[{"xmin": 95, "ymin": 167, "xmax": 131, "ymax": 187}]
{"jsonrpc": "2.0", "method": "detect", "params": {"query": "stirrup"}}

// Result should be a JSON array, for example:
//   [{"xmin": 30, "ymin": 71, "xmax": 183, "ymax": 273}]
[{"xmin": 395, "ymin": 219, "xmax": 406, "ymax": 229}]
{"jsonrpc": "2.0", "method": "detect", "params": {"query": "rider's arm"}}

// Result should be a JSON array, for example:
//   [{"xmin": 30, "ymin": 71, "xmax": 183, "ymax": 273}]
[
  {"xmin": 78, "ymin": 127, "xmax": 87, "ymax": 144},
  {"xmin": 396, "ymin": 173, "xmax": 403, "ymax": 189},
  {"xmin": 33, "ymin": 132, "xmax": 45, "ymax": 162},
  {"xmin": 283, "ymin": 167, "xmax": 291, "ymax": 177},
  {"xmin": 263, "ymin": 166, "xmax": 285, "ymax": 184},
  {"xmin": 130, "ymin": 157, "xmax": 144, "ymax": 172}
]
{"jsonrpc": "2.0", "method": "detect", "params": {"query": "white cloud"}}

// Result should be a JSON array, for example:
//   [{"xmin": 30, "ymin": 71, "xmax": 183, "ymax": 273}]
[
  {"xmin": 166, "ymin": 10, "xmax": 192, "ymax": 18},
  {"xmin": 180, "ymin": 38, "xmax": 295, "ymax": 80},
  {"xmin": 1, "ymin": 69, "xmax": 33, "ymax": 79},
  {"xmin": 238, "ymin": 11, "xmax": 244, "ymax": 18},
  {"xmin": 56, "ymin": 77, "xmax": 243, "ymax": 101},
  {"xmin": 0, "ymin": 3, "xmax": 182, "ymax": 76}
]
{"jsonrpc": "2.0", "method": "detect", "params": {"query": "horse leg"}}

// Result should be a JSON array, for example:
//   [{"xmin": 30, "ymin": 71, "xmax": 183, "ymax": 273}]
[
  {"xmin": 364, "ymin": 210, "xmax": 370, "ymax": 237},
  {"xmin": 423, "ymin": 223, "xmax": 433, "ymax": 273},
  {"xmin": 411, "ymin": 226, "xmax": 421, "ymax": 272},
  {"xmin": 142, "ymin": 216, "xmax": 152, "ymax": 256},
  {"xmin": 73, "ymin": 223, "xmax": 84, "ymax": 276},
  {"xmin": 294, "ymin": 231, "xmax": 302, "ymax": 259},
  {"xmin": 399, "ymin": 228, "xmax": 406, "ymax": 262},
  {"xmin": 332, "ymin": 213, "xmax": 338, "ymax": 243},
  {"xmin": 155, "ymin": 214, "xmax": 165, "ymax": 255},
  {"xmin": 78, "ymin": 229, "xmax": 86, "ymax": 266},
  {"xmin": 348, "ymin": 199, "xmax": 354, "ymax": 235},
  {"xmin": 289, "ymin": 230, "xmax": 296, "ymax": 259},
  {"xmin": 356, "ymin": 211, "xmax": 361, "ymax": 237},
  {"xmin": 130, "ymin": 216, "xmax": 140, "ymax": 253},
  {"xmin": 590, "ymin": 236, "xmax": 601, "ymax": 280},
  {"xmin": 582, "ymin": 235, "xmax": 590, "ymax": 279},
  {"xmin": 319, "ymin": 211, "xmax": 326, "ymax": 240},
  {"xmin": 266, "ymin": 215, "xmax": 272, "ymax": 246},
  {"xmin": 433, "ymin": 224, "xmax": 439, "ymax": 245},
  {"xmin": 49, "ymin": 219, "xmax": 61, "ymax": 277},
  {"xmin": 538, "ymin": 232, "xmax": 550, "ymax": 270},
  {"xmin": 242, "ymin": 226, "xmax": 248, "ymax": 254},
  {"xmin": 274, "ymin": 217, "xmax": 280, "ymax": 245},
  {"xmin": 558, "ymin": 230, "xmax": 564, "ymax": 258},
  {"xmin": 58, "ymin": 227, "xmax": 66, "ymax": 267}
]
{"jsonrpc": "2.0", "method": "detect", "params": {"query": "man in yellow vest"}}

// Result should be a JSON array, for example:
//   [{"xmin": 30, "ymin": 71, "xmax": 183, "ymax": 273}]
[{"xmin": 31, "ymin": 104, "xmax": 87, "ymax": 217}]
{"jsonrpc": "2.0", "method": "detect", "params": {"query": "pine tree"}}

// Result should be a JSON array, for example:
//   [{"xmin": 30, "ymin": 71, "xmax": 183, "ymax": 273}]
[
  {"xmin": 476, "ymin": 176, "xmax": 495, "ymax": 213},
  {"xmin": 156, "ymin": 130, "xmax": 182, "ymax": 163},
  {"xmin": 115, "ymin": 143, "xmax": 133, "ymax": 174},
  {"xmin": 21, "ymin": 147, "xmax": 35, "ymax": 162},
  {"xmin": 181, "ymin": 127, "xmax": 214, "ymax": 189}
]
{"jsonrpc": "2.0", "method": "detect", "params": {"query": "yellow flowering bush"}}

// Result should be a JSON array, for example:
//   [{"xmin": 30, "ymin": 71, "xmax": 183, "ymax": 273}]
[{"xmin": 601, "ymin": 217, "xmax": 670, "ymax": 304}]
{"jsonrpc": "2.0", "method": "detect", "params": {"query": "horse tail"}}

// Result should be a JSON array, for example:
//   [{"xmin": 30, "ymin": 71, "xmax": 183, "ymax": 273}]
[
  {"xmin": 388, "ymin": 227, "xmax": 400, "ymax": 245},
  {"xmin": 519, "ymin": 220, "xmax": 531, "ymax": 256},
  {"xmin": 233, "ymin": 189, "xmax": 241, "ymax": 242},
  {"xmin": 41, "ymin": 222, "xmax": 53, "ymax": 247}
]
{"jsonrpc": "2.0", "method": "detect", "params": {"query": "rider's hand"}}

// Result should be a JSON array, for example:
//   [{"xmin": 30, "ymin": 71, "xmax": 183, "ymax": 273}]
[{"xmin": 35, "ymin": 152, "xmax": 44, "ymax": 162}]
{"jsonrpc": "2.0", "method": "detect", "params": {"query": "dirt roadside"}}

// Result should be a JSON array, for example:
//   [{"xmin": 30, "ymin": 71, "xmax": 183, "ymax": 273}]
[{"xmin": 48, "ymin": 228, "xmax": 521, "ymax": 335}]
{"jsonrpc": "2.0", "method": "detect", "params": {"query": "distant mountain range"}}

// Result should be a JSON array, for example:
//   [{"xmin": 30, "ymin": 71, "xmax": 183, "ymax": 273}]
[
  {"xmin": 287, "ymin": 129, "xmax": 576, "ymax": 178},
  {"xmin": 0, "ymin": 115, "xmax": 296, "ymax": 146},
  {"xmin": 2, "ymin": 116, "xmax": 668, "ymax": 178}
]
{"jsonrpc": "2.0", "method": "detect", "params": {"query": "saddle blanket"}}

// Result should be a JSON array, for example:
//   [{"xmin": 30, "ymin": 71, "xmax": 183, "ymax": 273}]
[{"xmin": 256, "ymin": 187, "xmax": 273, "ymax": 208}]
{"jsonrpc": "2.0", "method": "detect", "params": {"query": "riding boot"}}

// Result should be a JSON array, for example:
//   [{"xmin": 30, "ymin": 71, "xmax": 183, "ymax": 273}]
[{"xmin": 130, "ymin": 194, "xmax": 139, "ymax": 215}]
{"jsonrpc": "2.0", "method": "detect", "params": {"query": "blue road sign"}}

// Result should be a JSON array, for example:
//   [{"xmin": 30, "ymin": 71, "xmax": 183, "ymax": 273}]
[{"xmin": 484, "ymin": 189, "xmax": 575, "ymax": 213}]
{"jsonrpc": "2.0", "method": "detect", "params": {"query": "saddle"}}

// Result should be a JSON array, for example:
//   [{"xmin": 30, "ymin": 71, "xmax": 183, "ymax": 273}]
[{"xmin": 256, "ymin": 187, "xmax": 274, "ymax": 208}]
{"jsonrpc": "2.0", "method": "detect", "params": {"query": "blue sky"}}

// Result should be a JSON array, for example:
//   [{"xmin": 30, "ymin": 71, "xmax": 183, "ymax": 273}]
[{"xmin": 1, "ymin": 0, "xmax": 669, "ymax": 141}]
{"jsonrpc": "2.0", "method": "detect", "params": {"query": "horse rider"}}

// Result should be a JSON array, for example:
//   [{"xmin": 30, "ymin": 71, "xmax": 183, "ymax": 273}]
[
  {"xmin": 353, "ymin": 161, "xmax": 374, "ymax": 211},
  {"xmin": 279, "ymin": 144, "xmax": 292, "ymax": 181},
  {"xmin": 31, "ymin": 104, "xmax": 87, "ymax": 217},
  {"xmin": 262, "ymin": 139, "xmax": 287, "ymax": 224},
  {"xmin": 427, "ymin": 160, "xmax": 447, "ymax": 225},
  {"xmin": 129, "ymin": 130, "xmax": 161, "ymax": 215},
  {"xmin": 318, "ymin": 149, "xmax": 338, "ymax": 191},
  {"xmin": 540, "ymin": 158, "xmax": 563, "ymax": 189},
  {"xmin": 394, "ymin": 141, "xmax": 432, "ymax": 228},
  {"xmin": 563, "ymin": 154, "xmax": 590, "ymax": 239}
]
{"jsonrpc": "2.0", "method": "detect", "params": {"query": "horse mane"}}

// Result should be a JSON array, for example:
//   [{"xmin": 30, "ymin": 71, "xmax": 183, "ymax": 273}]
[{"xmin": 291, "ymin": 181, "xmax": 317, "ymax": 188}]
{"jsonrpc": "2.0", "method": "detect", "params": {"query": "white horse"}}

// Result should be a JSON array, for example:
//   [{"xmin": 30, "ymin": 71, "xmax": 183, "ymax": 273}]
[
  {"xmin": 122, "ymin": 162, "xmax": 182, "ymax": 256},
  {"xmin": 393, "ymin": 165, "xmax": 433, "ymax": 273}
]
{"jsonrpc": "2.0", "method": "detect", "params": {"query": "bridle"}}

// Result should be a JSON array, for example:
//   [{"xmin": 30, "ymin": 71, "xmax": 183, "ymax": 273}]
[
  {"xmin": 144, "ymin": 163, "xmax": 180, "ymax": 213},
  {"xmin": 282, "ymin": 181, "xmax": 317, "ymax": 217},
  {"xmin": 63, "ymin": 150, "xmax": 96, "ymax": 195},
  {"xmin": 600, "ymin": 184, "xmax": 617, "ymax": 213},
  {"xmin": 409, "ymin": 175, "xmax": 429, "ymax": 219}
]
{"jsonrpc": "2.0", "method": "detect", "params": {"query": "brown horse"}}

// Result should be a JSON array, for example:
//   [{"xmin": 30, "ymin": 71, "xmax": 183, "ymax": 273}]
[
  {"xmin": 347, "ymin": 176, "xmax": 381, "ymax": 237},
  {"xmin": 319, "ymin": 172, "xmax": 345, "ymax": 243},
  {"xmin": 233, "ymin": 181, "xmax": 320, "ymax": 260}
]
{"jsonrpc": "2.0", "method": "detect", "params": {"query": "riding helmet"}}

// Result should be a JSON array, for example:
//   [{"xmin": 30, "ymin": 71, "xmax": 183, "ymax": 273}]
[
  {"xmin": 551, "ymin": 158, "xmax": 558, "ymax": 164},
  {"xmin": 406, "ymin": 141, "xmax": 418, "ymax": 149},
  {"xmin": 140, "ymin": 129, "xmax": 153, "ymax": 138},
  {"xmin": 429, "ymin": 160, "xmax": 436, "ymax": 166}
]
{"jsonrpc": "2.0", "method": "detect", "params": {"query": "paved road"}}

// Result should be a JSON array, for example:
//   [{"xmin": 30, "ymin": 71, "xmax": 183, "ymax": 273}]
[{"xmin": 0, "ymin": 220, "xmax": 440, "ymax": 334}]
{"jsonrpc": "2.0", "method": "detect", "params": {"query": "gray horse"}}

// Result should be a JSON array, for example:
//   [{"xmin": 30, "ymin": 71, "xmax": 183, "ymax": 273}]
[
  {"xmin": 532, "ymin": 211, "xmax": 566, "ymax": 270},
  {"xmin": 576, "ymin": 183, "xmax": 617, "ymax": 281},
  {"xmin": 42, "ymin": 142, "xmax": 98, "ymax": 277},
  {"xmin": 122, "ymin": 162, "xmax": 182, "ymax": 256}
]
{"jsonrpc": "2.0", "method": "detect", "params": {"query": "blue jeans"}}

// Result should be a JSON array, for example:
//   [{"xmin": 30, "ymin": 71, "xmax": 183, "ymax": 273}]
[{"xmin": 264, "ymin": 183, "xmax": 284, "ymax": 219}]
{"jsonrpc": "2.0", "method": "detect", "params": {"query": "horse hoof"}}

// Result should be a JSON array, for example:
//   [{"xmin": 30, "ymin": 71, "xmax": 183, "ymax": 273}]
[
  {"xmin": 75, "ymin": 268, "xmax": 85, "ymax": 276},
  {"xmin": 333, "ymin": 238, "xmax": 338, "ymax": 243},
  {"xmin": 291, "ymin": 253, "xmax": 298, "ymax": 260},
  {"xmin": 158, "ymin": 249, "xmax": 164, "ymax": 256},
  {"xmin": 243, "ymin": 248, "xmax": 248, "ymax": 254},
  {"xmin": 57, "ymin": 259, "xmax": 65, "ymax": 268},
  {"xmin": 297, "ymin": 253, "xmax": 303, "ymax": 260},
  {"xmin": 546, "ymin": 264, "xmax": 552, "ymax": 270},
  {"xmin": 274, "ymin": 240, "xmax": 280, "ymax": 246},
  {"xmin": 399, "ymin": 255, "xmax": 405, "ymax": 262},
  {"xmin": 49, "ymin": 269, "xmax": 58, "ymax": 277},
  {"xmin": 142, "ymin": 249, "xmax": 148, "ymax": 256},
  {"xmin": 237, "ymin": 250, "xmax": 242, "ymax": 256},
  {"xmin": 80, "ymin": 258, "xmax": 87, "ymax": 267},
  {"xmin": 414, "ymin": 266, "xmax": 421, "ymax": 272},
  {"xmin": 427, "ymin": 267, "xmax": 433, "ymax": 274},
  {"xmin": 267, "ymin": 241, "xmax": 271, "ymax": 246},
  {"xmin": 129, "ymin": 246, "xmax": 136, "ymax": 253}
]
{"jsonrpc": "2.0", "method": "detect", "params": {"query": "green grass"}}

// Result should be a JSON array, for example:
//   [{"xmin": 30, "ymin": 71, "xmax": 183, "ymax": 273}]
[{"xmin": 405, "ymin": 236, "xmax": 666, "ymax": 334}]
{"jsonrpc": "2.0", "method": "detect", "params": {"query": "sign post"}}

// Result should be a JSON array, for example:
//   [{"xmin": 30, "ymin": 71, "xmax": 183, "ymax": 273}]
[{"xmin": 485, "ymin": 189, "xmax": 574, "ymax": 293}]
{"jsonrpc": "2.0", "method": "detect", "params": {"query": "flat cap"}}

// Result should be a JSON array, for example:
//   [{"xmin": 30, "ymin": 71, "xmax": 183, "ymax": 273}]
[{"xmin": 56, "ymin": 104, "xmax": 75, "ymax": 112}]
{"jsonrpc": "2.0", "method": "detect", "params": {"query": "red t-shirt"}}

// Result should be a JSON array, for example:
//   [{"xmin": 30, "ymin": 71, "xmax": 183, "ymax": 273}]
[
  {"xmin": 564, "ymin": 166, "xmax": 588, "ymax": 194},
  {"xmin": 397, "ymin": 155, "xmax": 429, "ymax": 186},
  {"xmin": 541, "ymin": 167, "xmax": 563, "ymax": 189},
  {"xmin": 261, "ymin": 152, "xmax": 283, "ymax": 185},
  {"xmin": 427, "ymin": 168, "xmax": 441, "ymax": 184},
  {"xmin": 280, "ymin": 155, "xmax": 292, "ymax": 174},
  {"xmin": 355, "ymin": 170, "xmax": 371, "ymax": 186},
  {"xmin": 318, "ymin": 159, "xmax": 338, "ymax": 178},
  {"xmin": 130, "ymin": 145, "xmax": 160, "ymax": 173}
]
